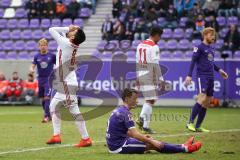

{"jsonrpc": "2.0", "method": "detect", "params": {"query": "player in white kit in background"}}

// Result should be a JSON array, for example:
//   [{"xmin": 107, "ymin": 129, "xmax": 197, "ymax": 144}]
[
  {"xmin": 136, "ymin": 27, "xmax": 164, "ymax": 134},
  {"xmin": 46, "ymin": 25, "xmax": 92, "ymax": 147}
]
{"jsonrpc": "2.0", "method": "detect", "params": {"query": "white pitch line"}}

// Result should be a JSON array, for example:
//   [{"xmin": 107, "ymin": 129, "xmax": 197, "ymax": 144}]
[
  {"xmin": 0, "ymin": 112, "xmax": 39, "ymax": 115},
  {"xmin": 0, "ymin": 128, "xmax": 239, "ymax": 156}
]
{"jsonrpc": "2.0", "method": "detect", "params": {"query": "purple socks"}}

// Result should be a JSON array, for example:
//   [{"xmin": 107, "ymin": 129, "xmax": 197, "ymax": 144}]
[{"xmin": 159, "ymin": 143, "xmax": 185, "ymax": 153}]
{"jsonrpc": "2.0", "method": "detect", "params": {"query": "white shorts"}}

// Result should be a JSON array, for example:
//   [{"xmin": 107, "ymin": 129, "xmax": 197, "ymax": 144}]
[
  {"xmin": 49, "ymin": 92, "xmax": 80, "ymax": 115},
  {"xmin": 138, "ymin": 85, "xmax": 158, "ymax": 101}
]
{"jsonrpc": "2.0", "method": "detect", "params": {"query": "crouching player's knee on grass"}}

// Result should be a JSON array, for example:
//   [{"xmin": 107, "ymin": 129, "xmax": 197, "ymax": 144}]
[
  {"xmin": 106, "ymin": 88, "xmax": 202, "ymax": 154},
  {"xmin": 185, "ymin": 27, "xmax": 228, "ymax": 133}
]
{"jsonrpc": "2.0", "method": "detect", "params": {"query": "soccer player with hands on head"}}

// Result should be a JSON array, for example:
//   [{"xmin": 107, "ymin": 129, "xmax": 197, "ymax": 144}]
[{"xmin": 46, "ymin": 25, "xmax": 92, "ymax": 147}]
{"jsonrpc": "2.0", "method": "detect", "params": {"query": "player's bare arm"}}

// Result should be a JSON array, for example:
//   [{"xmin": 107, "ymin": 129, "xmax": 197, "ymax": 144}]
[
  {"xmin": 127, "ymin": 127, "xmax": 162, "ymax": 149},
  {"xmin": 219, "ymin": 69, "xmax": 228, "ymax": 79},
  {"xmin": 29, "ymin": 64, "xmax": 36, "ymax": 74}
]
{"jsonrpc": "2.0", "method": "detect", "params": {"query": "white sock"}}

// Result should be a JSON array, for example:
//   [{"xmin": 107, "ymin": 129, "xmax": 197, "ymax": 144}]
[
  {"xmin": 74, "ymin": 114, "xmax": 89, "ymax": 139},
  {"xmin": 140, "ymin": 102, "xmax": 152, "ymax": 128},
  {"xmin": 51, "ymin": 111, "xmax": 61, "ymax": 135}
]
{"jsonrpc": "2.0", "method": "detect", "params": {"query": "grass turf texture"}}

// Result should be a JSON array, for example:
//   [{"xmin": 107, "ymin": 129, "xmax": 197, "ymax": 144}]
[{"xmin": 0, "ymin": 106, "xmax": 239, "ymax": 160}]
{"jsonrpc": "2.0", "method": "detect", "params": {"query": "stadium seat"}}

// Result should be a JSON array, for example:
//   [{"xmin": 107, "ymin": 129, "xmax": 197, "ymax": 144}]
[
  {"xmin": 10, "ymin": 30, "xmax": 21, "ymax": 40},
  {"xmin": 227, "ymin": 16, "xmax": 238, "ymax": 26},
  {"xmin": 32, "ymin": 30, "xmax": 44, "ymax": 39},
  {"xmin": 73, "ymin": 18, "xmax": 84, "ymax": 28},
  {"xmin": 3, "ymin": 8, "xmax": 15, "ymax": 18},
  {"xmin": 0, "ymin": 9, "xmax": 4, "ymax": 18},
  {"xmin": 215, "ymin": 39, "xmax": 224, "ymax": 50},
  {"xmin": 29, "ymin": 19, "xmax": 40, "ymax": 28},
  {"xmin": 0, "ymin": 41, "xmax": 2, "ymax": 50},
  {"xmin": 1, "ymin": 0, "xmax": 11, "ymax": 7},
  {"xmin": 172, "ymin": 28, "xmax": 184, "ymax": 39},
  {"xmin": 18, "ymin": 19, "xmax": 29, "ymax": 28},
  {"xmin": 131, "ymin": 40, "xmax": 141, "ymax": 50},
  {"xmin": 48, "ymin": 40, "xmax": 58, "ymax": 51},
  {"xmin": 62, "ymin": 18, "xmax": 72, "ymax": 26},
  {"xmin": 43, "ymin": 30, "xmax": 52, "ymax": 39},
  {"xmin": 222, "ymin": 50, "xmax": 232, "ymax": 58},
  {"xmin": 234, "ymin": 51, "xmax": 240, "ymax": 58},
  {"xmin": 219, "ymin": 27, "xmax": 229, "ymax": 38},
  {"xmin": 185, "ymin": 50, "xmax": 193, "ymax": 58},
  {"xmin": 92, "ymin": 49, "xmax": 101, "ymax": 55},
  {"xmin": 179, "ymin": 17, "xmax": 188, "ymax": 27},
  {"xmin": 216, "ymin": 16, "xmax": 226, "ymax": 26},
  {"xmin": 120, "ymin": 40, "xmax": 131, "ymax": 51},
  {"xmin": 105, "ymin": 40, "xmax": 119, "ymax": 51},
  {"xmin": 7, "ymin": 19, "xmax": 18, "ymax": 29},
  {"xmin": 192, "ymin": 39, "xmax": 201, "ymax": 46},
  {"xmin": 15, "ymin": 8, "xmax": 26, "ymax": 18},
  {"xmin": 157, "ymin": 17, "xmax": 166, "ymax": 26},
  {"xmin": 173, "ymin": 50, "xmax": 184, "ymax": 58},
  {"xmin": 30, "ymin": 51, "xmax": 38, "ymax": 56},
  {"xmin": 51, "ymin": 18, "xmax": 61, "ymax": 27},
  {"xmin": 0, "ymin": 19, "xmax": 7, "ymax": 28},
  {"xmin": 14, "ymin": 40, "xmax": 25, "ymax": 50},
  {"xmin": 162, "ymin": 28, "xmax": 172, "ymax": 39},
  {"xmin": 126, "ymin": 51, "xmax": 135, "ymax": 58},
  {"xmin": 166, "ymin": 39, "xmax": 178, "ymax": 50},
  {"xmin": 160, "ymin": 51, "xmax": 172, "ymax": 59},
  {"xmin": 214, "ymin": 50, "xmax": 221, "ymax": 59},
  {"xmin": 0, "ymin": 51, "xmax": 6, "ymax": 59},
  {"xmin": 114, "ymin": 51, "xmax": 125, "ymax": 55},
  {"xmin": 185, "ymin": 28, "xmax": 193, "ymax": 38},
  {"xmin": 21, "ymin": 29, "xmax": 32, "ymax": 39},
  {"xmin": 178, "ymin": 39, "xmax": 191, "ymax": 50},
  {"xmin": 102, "ymin": 51, "xmax": 112, "ymax": 59},
  {"xmin": 79, "ymin": 8, "xmax": 91, "ymax": 18},
  {"xmin": 18, "ymin": 51, "xmax": 30, "ymax": 60},
  {"xmin": 41, "ymin": 19, "xmax": 51, "ymax": 28},
  {"xmin": 0, "ymin": 30, "xmax": 11, "ymax": 40},
  {"xmin": 7, "ymin": 51, "xmax": 18, "ymax": 60},
  {"xmin": 11, "ymin": 0, "xmax": 22, "ymax": 7},
  {"xmin": 97, "ymin": 40, "xmax": 107, "ymax": 52},
  {"xmin": 157, "ymin": 40, "xmax": 166, "ymax": 50},
  {"xmin": 26, "ymin": 41, "xmax": 38, "ymax": 51}
]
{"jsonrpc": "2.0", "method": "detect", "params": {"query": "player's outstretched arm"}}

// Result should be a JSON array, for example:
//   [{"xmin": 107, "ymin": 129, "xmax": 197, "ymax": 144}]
[
  {"xmin": 127, "ymin": 127, "xmax": 162, "ymax": 149},
  {"xmin": 49, "ymin": 27, "xmax": 69, "ymax": 44}
]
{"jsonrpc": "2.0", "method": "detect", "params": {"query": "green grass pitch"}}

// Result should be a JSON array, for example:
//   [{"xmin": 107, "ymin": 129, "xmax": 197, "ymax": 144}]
[{"xmin": 0, "ymin": 106, "xmax": 239, "ymax": 160}]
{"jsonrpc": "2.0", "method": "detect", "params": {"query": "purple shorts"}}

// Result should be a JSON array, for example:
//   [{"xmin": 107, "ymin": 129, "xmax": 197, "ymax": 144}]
[
  {"xmin": 119, "ymin": 138, "xmax": 146, "ymax": 154},
  {"xmin": 38, "ymin": 83, "xmax": 51, "ymax": 98},
  {"xmin": 197, "ymin": 77, "xmax": 214, "ymax": 97}
]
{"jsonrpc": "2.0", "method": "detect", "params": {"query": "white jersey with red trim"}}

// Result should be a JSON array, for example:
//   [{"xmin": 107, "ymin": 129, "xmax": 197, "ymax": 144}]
[
  {"xmin": 136, "ymin": 39, "xmax": 163, "ymax": 100},
  {"xmin": 49, "ymin": 27, "xmax": 78, "ymax": 85},
  {"xmin": 136, "ymin": 39, "xmax": 160, "ymax": 64}
]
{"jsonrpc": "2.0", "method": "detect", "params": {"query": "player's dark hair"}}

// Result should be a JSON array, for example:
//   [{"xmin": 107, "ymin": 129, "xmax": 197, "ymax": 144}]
[
  {"xmin": 150, "ymin": 27, "xmax": 163, "ymax": 36},
  {"xmin": 122, "ymin": 88, "xmax": 138, "ymax": 101},
  {"xmin": 73, "ymin": 28, "xmax": 86, "ymax": 46},
  {"xmin": 28, "ymin": 73, "xmax": 34, "ymax": 78}
]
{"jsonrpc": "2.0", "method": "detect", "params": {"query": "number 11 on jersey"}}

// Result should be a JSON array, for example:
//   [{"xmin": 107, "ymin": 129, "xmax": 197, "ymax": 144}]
[{"xmin": 138, "ymin": 48, "xmax": 147, "ymax": 64}]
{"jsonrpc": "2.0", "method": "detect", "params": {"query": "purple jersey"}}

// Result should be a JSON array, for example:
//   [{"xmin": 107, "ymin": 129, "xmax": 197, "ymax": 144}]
[
  {"xmin": 32, "ymin": 53, "xmax": 56, "ymax": 85},
  {"xmin": 188, "ymin": 42, "xmax": 220, "ymax": 78},
  {"xmin": 106, "ymin": 105, "xmax": 135, "ymax": 151}
]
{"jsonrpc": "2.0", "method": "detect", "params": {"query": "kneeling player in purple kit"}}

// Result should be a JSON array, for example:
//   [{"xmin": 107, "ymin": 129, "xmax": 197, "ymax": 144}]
[
  {"xmin": 30, "ymin": 38, "xmax": 56, "ymax": 123},
  {"xmin": 185, "ymin": 27, "xmax": 228, "ymax": 132},
  {"xmin": 106, "ymin": 88, "xmax": 201, "ymax": 154}
]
